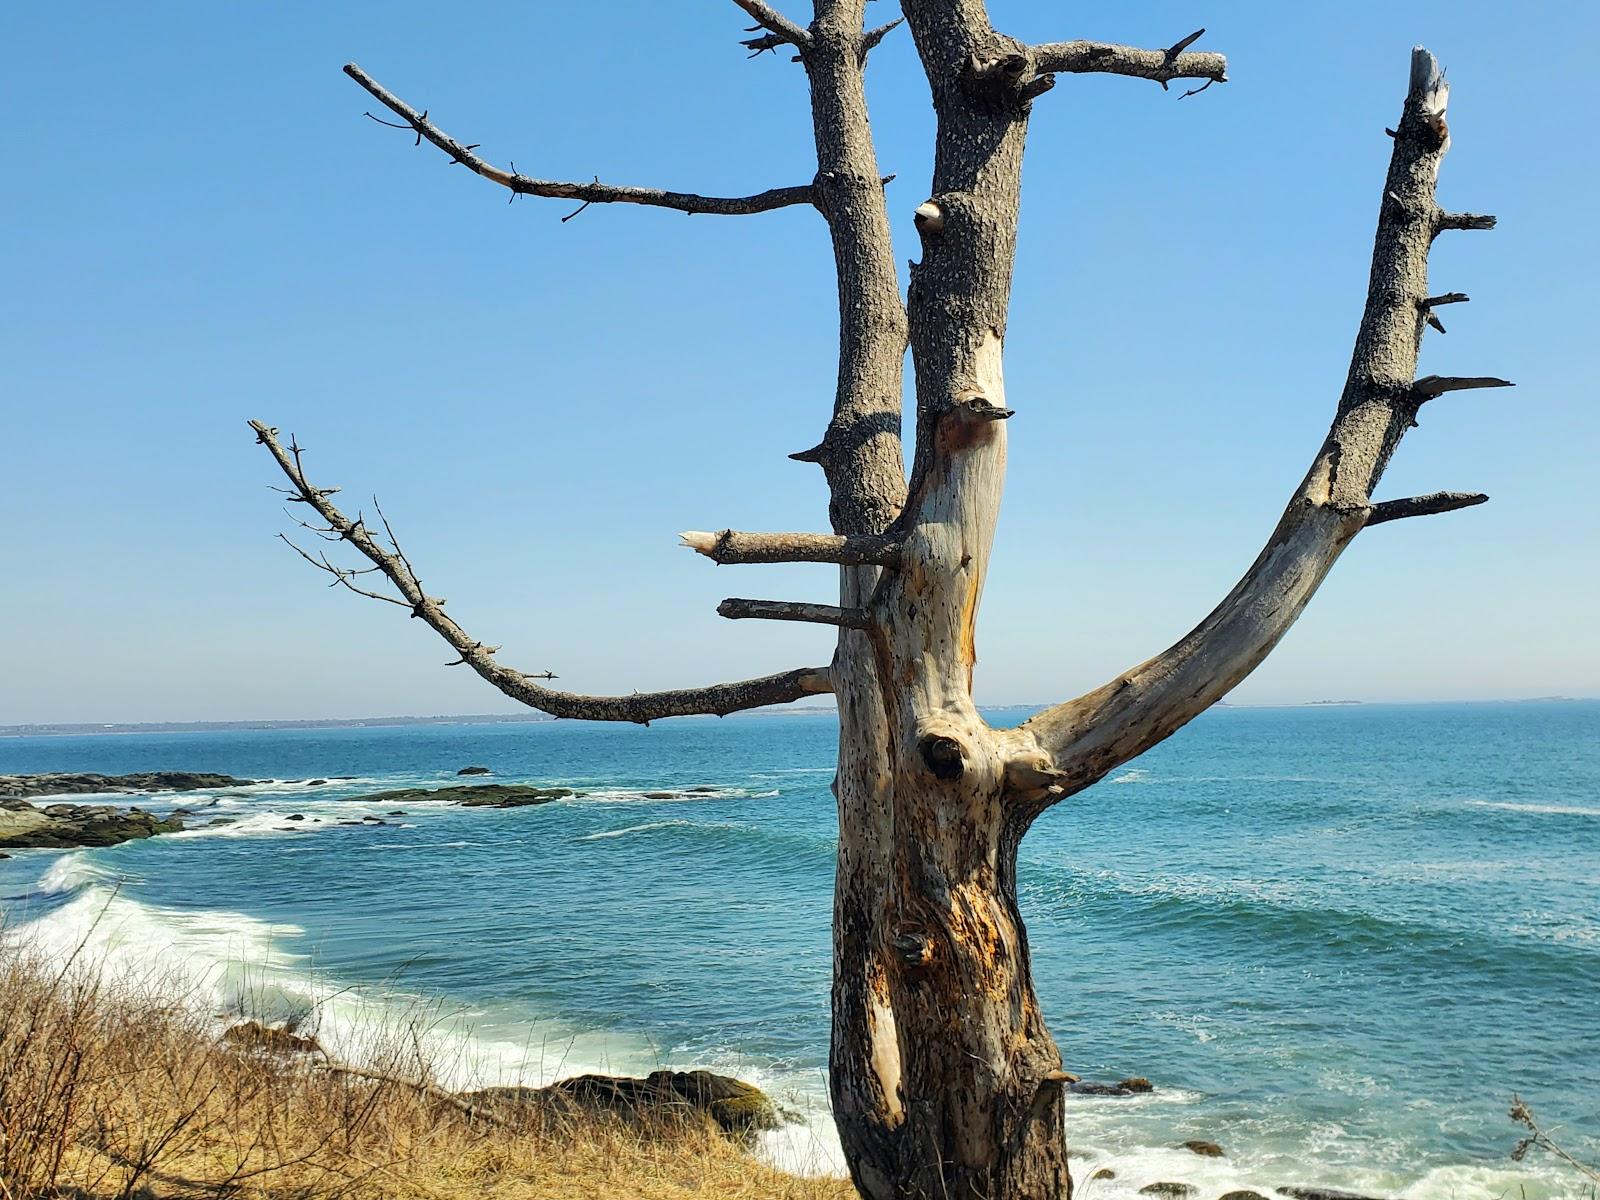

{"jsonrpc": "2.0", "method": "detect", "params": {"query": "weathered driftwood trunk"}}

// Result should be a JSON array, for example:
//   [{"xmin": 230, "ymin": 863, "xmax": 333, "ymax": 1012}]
[{"xmin": 257, "ymin": 5, "xmax": 1503, "ymax": 1196}]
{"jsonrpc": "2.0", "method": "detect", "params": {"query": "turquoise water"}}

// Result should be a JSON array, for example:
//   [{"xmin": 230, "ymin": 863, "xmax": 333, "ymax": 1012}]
[{"xmin": 1, "ymin": 702, "xmax": 1596, "ymax": 1197}]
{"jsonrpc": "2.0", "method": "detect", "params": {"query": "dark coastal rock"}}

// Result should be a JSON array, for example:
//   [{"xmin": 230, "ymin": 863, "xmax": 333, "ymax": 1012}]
[
  {"xmin": 1139, "ymin": 1183, "xmax": 1196, "ymax": 1197},
  {"xmin": 1181, "ymin": 1140, "xmax": 1225, "ymax": 1158},
  {"xmin": 0, "ymin": 851, "xmax": 10, "ymax": 859},
  {"xmin": 387, "ymin": 810, "xmax": 406, "ymax": 816},
  {"xmin": 0, "ymin": 802, "xmax": 186, "ymax": 850},
  {"xmin": 0, "ymin": 772, "xmax": 253, "ymax": 800},
  {"xmin": 642, "ymin": 792, "xmax": 679, "ymax": 800},
  {"xmin": 1069, "ymin": 1076, "xmax": 1155, "ymax": 1097},
  {"xmin": 222, "ymin": 1021, "xmax": 322, "ymax": 1056},
  {"xmin": 1218, "ymin": 1191, "xmax": 1268, "ymax": 1200},
  {"xmin": 467, "ymin": 1069, "xmax": 777, "ymax": 1138},
  {"xmin": 1090, "ymin": 1168, "xmax": 1117, "ymax": 1181},
  {"xmin": 457, "ymin": 766, "xmax": 492, "ymax": 776},
  {"xmin": 286, "ymin": 814, "xmax": 305, "ymax": 821},
  {"xmin": 208, "ymin": 818, "xmax": 235, "ymax": 826},
  {"xmin": 1281, "ymin": 1189, "xmax": 1394, "ymax": 1200},
  {"xmin": 353, "ymin": 784, "xmax": 574, "ymax": 809},
  {"xmin": 305, "ymin": 779, "xmax": 327, "ymax": 786}
]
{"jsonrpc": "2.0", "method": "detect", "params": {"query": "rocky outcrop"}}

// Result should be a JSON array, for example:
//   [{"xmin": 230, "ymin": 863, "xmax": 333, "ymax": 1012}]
[
  {"xmin": 1182, "ymin": 1140, "xmax": 1225, "ymax": 1157},
  {"xmin": 0, "ymin": 772, "xmax": 253, "ymax": 800},
  {"xmin": 0, "ymin": 800, "xmax": 187, "ymax": 850},
  {"xmin": 457, "ymin": 766, "xmax": 492, "ymax": 775},
  {"xmin": 1218, "ymin": 1191, "xmax": 1269, "ymax": 1200},
  {"xmin": 466, "ymin": 1070, "xmax": 778, "ymax": 1138},
  {"xmin": 223, "ymin": 1021, "xmax": 323, "ymax": 1056},
  {"xmin": 352, "ymin": 784, "xmax": 576, "ymax": 809},
  {"xmin": 1139, "ymin": 1183, "xmax": 1196, "ymax": 1197},
  {"xmin": 1281, "ymin": 1189, "xmax": 1394, "ymax": 1200}
]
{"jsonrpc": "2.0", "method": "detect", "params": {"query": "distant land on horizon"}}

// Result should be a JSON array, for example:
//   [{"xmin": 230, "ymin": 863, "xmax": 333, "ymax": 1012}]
[{"xmin": 0, "ymin": 697, "xmax": 1589, "ymax": 738}]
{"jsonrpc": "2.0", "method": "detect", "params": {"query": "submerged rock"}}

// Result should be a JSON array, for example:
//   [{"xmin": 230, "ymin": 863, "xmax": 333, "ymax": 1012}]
[
  {"xmin": 1139, "ymin": 1183, "xmax": 1196, "ymax": 1197},
  {"xmin": 1069, "ymin": 1076, "xmax": 1155, "ymax": 1097},
  {"xmin": 352, "ymin": 784, "xmax": 574, "ymax": 809},
  {"xmin": 1181, "ymin": 1140, "xmax": 1225, "ymax": 1158},
  {"xmin": 467, "ymin": 1069, "xmax": 777, "ymax": 1138},
  {"xmin": 457, "ymin": 765, "xmax": 492, "ymax": 775},
  {"xmin": 0, "ymin": 772, "xmax": 253, "ymax": 800},
  {"xmin": 642, "ymin": 792, "xmax": 679, "ymax": 800},
  {"xmin": 1281, "ymin": 1189, "xmax": 1395, "ymax": 1200}
]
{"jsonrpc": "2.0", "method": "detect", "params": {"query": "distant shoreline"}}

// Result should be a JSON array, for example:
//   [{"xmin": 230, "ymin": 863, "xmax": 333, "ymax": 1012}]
[{"xmin": 0, "ymin": 697, "xmax": 1588, "ymax": 739}]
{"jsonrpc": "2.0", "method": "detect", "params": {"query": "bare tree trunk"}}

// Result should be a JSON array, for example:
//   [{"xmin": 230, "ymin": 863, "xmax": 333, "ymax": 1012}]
[{"xmin": 256, "ymin": 8, "xmax": 1502, "ymax": 1198}]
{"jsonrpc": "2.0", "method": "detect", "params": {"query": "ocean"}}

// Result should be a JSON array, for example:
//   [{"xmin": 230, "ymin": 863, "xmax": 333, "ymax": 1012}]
[{"xmin": 1, "ymin": 701, "xmax": 1596, "ymax": 1198}]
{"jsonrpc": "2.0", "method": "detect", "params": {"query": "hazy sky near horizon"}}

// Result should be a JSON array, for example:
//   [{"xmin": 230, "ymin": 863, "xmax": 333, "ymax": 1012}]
[{"xmin": 3, "ymin": 2, "xmax": 1597, "ymax": 724}]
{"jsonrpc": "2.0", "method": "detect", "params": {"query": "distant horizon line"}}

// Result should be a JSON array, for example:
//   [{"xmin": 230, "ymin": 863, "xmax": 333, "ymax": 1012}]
[{"xmin": 1, "ymin": 696, "xmax": 1592, "ymax": 738}]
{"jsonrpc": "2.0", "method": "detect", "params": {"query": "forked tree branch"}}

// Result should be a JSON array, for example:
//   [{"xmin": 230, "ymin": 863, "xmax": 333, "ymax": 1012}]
[
  {"xmin": 249, "ymin": 421, "xmax": 831, "ymax": 723},
  {"xmin": 731, "ymin": 0, "xmax": 811, "ymax": 51},
  {"xmin": 343, "ymin": 64, "xmax": 818, "ymax": 217},
  {"xmin": 1032, "ymin": 30, "xmax": 1227, "ymax": 91},
  {"xmin": 1020, "ymin": 48, "xmax": 1503, "ymax": 801}
]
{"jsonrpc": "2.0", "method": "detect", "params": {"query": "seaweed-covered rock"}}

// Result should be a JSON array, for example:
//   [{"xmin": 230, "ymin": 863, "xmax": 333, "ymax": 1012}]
[
  {"xmin": 0, "ymin": 772, "xmax": 253, "ymax": 800},
  {"xmin": 352, "ymin": 784, "xmax": 574, "ymax": 809},
  {"xmin": 0, "ymin": 802, "xmax": 186, "ymax": 850}
]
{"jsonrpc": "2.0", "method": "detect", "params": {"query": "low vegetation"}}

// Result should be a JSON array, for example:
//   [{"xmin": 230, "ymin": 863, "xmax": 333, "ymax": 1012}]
[{"xmin": 0, "ymin": 936, "xmax": 849, "ymax": 1200}]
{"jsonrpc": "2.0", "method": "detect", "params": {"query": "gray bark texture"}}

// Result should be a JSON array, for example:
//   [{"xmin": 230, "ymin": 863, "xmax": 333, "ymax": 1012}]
[{"xmin": 254, "ymin": 11, "xmax": 1501, "ymax": 1197}]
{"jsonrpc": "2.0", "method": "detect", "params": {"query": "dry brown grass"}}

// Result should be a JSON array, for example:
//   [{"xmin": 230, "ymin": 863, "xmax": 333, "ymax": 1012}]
[{"xmin": 0, "ymin": 935, "xmax": 854, "ymax": 1200}]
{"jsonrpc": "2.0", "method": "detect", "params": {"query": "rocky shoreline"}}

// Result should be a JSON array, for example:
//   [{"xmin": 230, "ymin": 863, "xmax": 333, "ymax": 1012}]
[
  {"xmin": 0, "ymin": 771, "xmax": 254, "ymax": 800},
  {"xmin": 0, "ymin": 771, "xmax": 720, "ymax": 852}
]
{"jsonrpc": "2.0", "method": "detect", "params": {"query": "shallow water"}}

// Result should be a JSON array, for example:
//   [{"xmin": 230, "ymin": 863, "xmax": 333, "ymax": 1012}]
[{"xmin": 2, "ymin": 701, "xmax": 1596, "ymax": 1196}]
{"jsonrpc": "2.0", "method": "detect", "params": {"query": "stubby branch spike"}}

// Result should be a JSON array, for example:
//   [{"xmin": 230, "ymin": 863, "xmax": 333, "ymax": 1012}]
[
  {"xmin": 680, "ymin": 530, "xmax": 900, "ymax": 566},
  {"xmin": 717, "ymin": 597, "xmax": 871, "ymax": 629},
  {"xmin": 1367, "ymin": 491, "xmax": 1490, "ymax": 525}
]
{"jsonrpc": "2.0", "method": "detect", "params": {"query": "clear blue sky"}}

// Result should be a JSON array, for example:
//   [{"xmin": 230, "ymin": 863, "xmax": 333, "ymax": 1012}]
[{"xmin": 3, "ymin": 2, "xmax": 1596, "ymax": 723}]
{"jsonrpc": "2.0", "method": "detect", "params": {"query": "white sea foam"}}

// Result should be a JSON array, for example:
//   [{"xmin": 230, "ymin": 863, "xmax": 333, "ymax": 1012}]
[
  {"xmin": 2, "ymin": 864, "xmax": 693, "ymax": 1097},
  {"xmin": 1467, "ymin": 798, "xmax": 1600, "ymax": 817},
  {"xmin": 576, "ymin": 820, "xmax": 693, "ymax": 842},
  {"xmin": 35, "ymin": 852, "xmax": 121, "ymax": 895},
  {"xmin": 1109, "ymin": 769, "xmax": 1149, "ymax": 784}
]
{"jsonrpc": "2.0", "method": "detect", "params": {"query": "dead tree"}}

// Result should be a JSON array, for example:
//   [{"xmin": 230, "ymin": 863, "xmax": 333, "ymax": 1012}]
[{"xmin": 253, "ymin": 6, "xmax": 1504, "ymax": 1196}]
